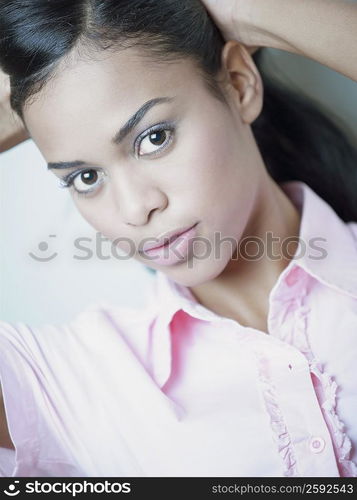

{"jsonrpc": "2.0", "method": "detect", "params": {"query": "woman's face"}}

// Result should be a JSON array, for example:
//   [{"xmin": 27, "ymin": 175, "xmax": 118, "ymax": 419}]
[{"xmin": 23, "ymin": 42, "xmax": 268, "ymax": 287}]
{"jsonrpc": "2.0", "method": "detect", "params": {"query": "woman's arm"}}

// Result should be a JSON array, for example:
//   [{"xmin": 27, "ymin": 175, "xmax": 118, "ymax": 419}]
[
  {"xmin": 201, "ymin": 0, "xmax": 357, "ymax": 81},
  {"xmin": 0, "ymin": 386, "xmax": 14, "ymax": 449},
  {"xmin": 0, "ymin": 69, "xmax": 29, "ymax": 154}
]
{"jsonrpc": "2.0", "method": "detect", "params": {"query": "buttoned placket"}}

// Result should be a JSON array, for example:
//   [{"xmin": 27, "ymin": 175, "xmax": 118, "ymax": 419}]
[{"xmin": 255, "ymin": 264, "xmax": 351, "ymax": 476}]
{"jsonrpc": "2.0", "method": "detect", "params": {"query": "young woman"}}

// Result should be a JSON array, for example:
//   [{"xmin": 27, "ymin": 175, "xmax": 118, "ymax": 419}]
[{"xmin": 0, "ymin": 0, "xmax": 356, "ymax": 478}]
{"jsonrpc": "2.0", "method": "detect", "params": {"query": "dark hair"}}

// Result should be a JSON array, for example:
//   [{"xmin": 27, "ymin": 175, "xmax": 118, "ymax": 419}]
[{"xmin": 1, "ymin": 0, "xmax": 356, "ymax": 226}]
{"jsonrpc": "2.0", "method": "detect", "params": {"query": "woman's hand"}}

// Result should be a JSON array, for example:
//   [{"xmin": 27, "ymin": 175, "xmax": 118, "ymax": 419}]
[
  {"xmin": 201, "ymin": 0, "xmax": 357, "ymax": 82},
  {"xmin": 0, "ymin": 69, "xmax": 29, "ymax": 154},
  {"xmin": 201, "ymin": 0, "xmax": 260, "ymax": 54}
]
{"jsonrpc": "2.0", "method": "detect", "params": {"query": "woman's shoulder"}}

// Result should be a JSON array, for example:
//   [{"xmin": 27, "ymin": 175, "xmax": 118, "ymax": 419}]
[
  {"xmin": 0, "ymin": 298, "xmax": 159, "ymax": 407},
  {"xmin": 0, "ymin": 298, "xmax": 158, "ymax": 351},
  {"xmin": 0, "ymin": 298, "xmax": 160, "ymax": 475}
]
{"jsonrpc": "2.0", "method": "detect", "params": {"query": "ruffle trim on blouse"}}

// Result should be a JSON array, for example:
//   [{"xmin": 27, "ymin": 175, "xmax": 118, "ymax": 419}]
[
  {"xmin": 309, "ymin": 360, "xmax": 357, "ymax": 477},
  {"xmin": 287, "ymin": 299, "xmax": 357, "ymax": 478},
  {"xmin": 256, "ymin": 354, "xmax": 300, "ymax": 477}
]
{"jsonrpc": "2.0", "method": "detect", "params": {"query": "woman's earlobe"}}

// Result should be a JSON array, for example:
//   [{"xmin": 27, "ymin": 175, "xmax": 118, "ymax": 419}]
[{"xmin": 239, "ymin": 79, "xmax": 264, "ymax": 124}]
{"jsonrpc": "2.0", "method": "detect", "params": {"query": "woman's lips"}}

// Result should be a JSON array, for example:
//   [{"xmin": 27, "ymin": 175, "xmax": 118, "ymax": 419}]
[
  {"xmin": 139, "ymin": 223, "xmax": 199, "ymax": 266},
  {"xmin": 141, "ymin": 223, "xmax": 198, "ymax": 252}
]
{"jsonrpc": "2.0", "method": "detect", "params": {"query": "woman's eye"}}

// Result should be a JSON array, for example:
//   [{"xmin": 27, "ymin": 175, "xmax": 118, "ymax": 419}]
[
  {"xmin": 61, "ymin": 169, "xmax": 106, "ymax": 197},
  {"xmin": 137, "ymin": 127, "xmax": 174, "ymax": 157},
  {"xmin": 73, "ymin": 170, "xmax": 105, "ymax": 195}
]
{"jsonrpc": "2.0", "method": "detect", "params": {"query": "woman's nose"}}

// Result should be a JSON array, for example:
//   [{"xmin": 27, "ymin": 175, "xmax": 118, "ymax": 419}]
[{"xmin": 112, "ymin": 173, "xmax": 168, "ymax": 226}]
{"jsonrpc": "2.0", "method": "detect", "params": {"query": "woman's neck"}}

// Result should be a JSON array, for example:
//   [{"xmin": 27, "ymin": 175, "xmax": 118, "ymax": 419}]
[{"xmin": 188, "ymin": 178, "xmax": 302, "ymax": 334}]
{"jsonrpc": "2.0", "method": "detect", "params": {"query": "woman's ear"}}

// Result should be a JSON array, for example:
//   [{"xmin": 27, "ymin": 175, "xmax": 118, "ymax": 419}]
[{"xmin": 221, "ymin": 40, "xmax": 264, "ymax": 124}]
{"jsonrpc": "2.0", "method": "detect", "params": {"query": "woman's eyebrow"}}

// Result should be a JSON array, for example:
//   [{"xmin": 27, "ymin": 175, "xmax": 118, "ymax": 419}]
[
  {"xmin": 47, "ymin": 96, "xmax": 176, "ymax": 171},
  {"xmin": 112, "ymin": 96, "xmax": 175, "ymax": 145}
]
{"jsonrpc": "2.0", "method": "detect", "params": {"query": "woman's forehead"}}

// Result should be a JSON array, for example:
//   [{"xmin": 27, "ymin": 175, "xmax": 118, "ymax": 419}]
[
  {"xmin": 22, "ymin": 49, "xmax": 211, "ymax": 160},
  {"xmin": 23, "ymin": 49, "xmax": 201, "ymax": 129}
]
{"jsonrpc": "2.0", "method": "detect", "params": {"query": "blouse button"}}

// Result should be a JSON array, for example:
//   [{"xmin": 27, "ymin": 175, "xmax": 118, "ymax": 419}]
[
  {"xmin": 286, "ymin": 266, "xmax": 303, "ymax": 287},
  {"xmin": 309, "ymin": 436, "xmax": 326, "ymax": 453}
]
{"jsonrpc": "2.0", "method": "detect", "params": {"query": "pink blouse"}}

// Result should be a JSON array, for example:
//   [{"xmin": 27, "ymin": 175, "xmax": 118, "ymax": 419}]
[{"xmin": 0, "ymin": 180, "xmax": 357, "ymax": 477}]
